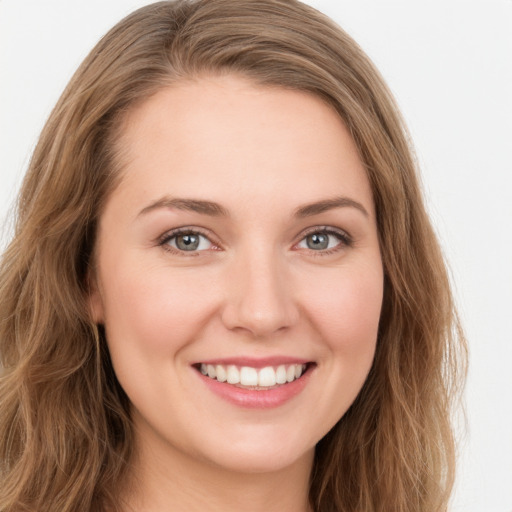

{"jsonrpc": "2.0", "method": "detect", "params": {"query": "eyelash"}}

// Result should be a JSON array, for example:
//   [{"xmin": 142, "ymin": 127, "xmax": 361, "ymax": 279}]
[
  {"xmin": 157, "ymin": 226, "xmax": 353, "ymax": 257},
  {"xmin": 158, "ymin": 227, "xmax": 217, "ymax": 257},
  {"xmin": 297, "ymin": 226, "xmax": 353, "ymax": 256}
]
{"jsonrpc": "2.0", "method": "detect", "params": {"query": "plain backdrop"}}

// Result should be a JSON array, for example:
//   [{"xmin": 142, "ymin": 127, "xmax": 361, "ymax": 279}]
[{"xmin": 1, "ymin": 1, "xmax": 511, "ymax": 510}]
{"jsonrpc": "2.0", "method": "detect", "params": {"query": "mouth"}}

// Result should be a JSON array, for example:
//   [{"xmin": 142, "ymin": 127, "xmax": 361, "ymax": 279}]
[
  {"xmin": 195, "ymin": 362, "xmax": 311, "ymax": 390},
  {"xmin": 192, "ymin": 357, "xmax": 315, "ymax": 408}
]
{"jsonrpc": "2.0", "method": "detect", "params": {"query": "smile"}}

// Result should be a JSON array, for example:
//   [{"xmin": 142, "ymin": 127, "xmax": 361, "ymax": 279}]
[
  {"xmin": 199, "ymin": 363, "xmax": 307, "ymax": 388},
  {"xmin": 194, "ymin": 359, "xmax": 314, "ymax": 409}
]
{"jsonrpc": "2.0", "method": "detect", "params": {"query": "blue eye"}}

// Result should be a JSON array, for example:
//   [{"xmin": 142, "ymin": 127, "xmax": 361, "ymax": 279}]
[
  {"xmin": 297, "ymin": 229, "xmax": 350, "ymax": 252},
  {"xmin": 163, "ymin": 231, "xmax": 213, "ymax": 252}
]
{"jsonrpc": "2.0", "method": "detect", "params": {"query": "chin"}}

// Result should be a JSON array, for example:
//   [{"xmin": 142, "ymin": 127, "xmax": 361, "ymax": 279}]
[
  {"xmin": 206, "ymin": 444, "xmax": 314, "ymax": 475},
  {"xmin": 187, "ymin": 424, "xmax": 317, "ymax": 475}
]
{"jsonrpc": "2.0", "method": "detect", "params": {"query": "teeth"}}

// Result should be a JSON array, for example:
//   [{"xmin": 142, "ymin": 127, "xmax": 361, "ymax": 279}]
[
  {"xmin": 258, "ymin": 366, "xmax": 276, "ymax": 387},
  {"xmin": 216, "ymin": 364, "xmax": 227, "ymax": 382},
  {"xmin": 226, "ymin": 365, "xmax": 240, "ymax": 384},
  {"xmin": 199, "ymin": 363, "xmax": 307, "ymax": 387},
  {"xmin": 276, "ymin": 365, "xmax": 287, "ymax": 384},
  {"xmin": 240, "ymin": 366, "xmax": 258, "ymax": 386}
]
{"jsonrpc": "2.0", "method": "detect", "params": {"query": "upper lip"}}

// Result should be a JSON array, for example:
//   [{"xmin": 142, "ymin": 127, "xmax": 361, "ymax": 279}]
[{"xmin": 193, "ymin": 356, "xmax": 312, "ymax": 368}]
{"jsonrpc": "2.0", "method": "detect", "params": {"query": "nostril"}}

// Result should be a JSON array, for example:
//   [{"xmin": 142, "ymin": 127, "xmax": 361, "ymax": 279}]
[{"xmin": 221, "ymin": 302, "xmax": 299, "ymax": 337}]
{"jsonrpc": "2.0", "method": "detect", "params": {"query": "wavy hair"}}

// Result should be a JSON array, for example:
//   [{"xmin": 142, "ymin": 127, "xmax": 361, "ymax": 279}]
[{"xmin": 0, "ymin": 1, "xmax": 466, "ymax": 510}]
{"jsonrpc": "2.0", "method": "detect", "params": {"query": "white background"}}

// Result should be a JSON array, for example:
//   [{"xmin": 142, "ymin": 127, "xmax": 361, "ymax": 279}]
[{"xmin": 1, "ymin": 1, "xmax": 511, "ymax": 510}]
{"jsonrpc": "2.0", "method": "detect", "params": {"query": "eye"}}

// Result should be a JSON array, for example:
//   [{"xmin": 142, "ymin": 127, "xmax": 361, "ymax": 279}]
[
  {"xmin": 160, "ymin": 229, "xmax": 214, "ymax": 253},
  {"xmin": 296, "ymin": 228, "xmax": 351, "ymax": 253}
]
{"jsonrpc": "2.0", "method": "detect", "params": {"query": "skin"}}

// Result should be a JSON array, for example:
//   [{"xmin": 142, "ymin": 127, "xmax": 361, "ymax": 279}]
[{"xmin": 89, "ymin": 75, "xmax": 384, "ymax": 512}]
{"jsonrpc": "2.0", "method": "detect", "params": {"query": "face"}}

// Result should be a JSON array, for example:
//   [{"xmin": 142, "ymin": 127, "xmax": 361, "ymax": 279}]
[{"xmin": 90, "ymin": 75, "xmax": 383, "ymax": 476}]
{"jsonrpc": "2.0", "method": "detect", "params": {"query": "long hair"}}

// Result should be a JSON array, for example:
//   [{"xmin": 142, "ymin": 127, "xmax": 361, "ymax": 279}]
[{"xmin": 0, "ymin": 1, "xmax": 466, "ymax": 510}]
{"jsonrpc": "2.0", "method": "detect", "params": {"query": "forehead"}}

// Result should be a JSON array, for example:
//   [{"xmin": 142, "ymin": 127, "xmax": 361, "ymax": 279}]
[{"xmin": 111, "ymin": 74, "xmax": 374, "ymax": 218}]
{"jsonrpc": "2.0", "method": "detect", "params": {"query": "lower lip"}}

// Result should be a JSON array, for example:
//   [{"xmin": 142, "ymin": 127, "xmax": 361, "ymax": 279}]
[{"xmin": 196, "ymin": 366, "xmax": 314, "ymax": 409}]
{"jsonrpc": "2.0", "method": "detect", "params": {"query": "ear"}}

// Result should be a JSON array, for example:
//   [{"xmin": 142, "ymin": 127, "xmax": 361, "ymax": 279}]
[{"xmin": 87, "ymin": 269, "xmax": 105, "ymax": 324}]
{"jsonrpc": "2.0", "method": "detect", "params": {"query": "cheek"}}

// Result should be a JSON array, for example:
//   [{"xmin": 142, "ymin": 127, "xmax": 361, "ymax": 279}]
[
  {"xmin": 303, "ymin": 263, "xmax": 383, "ymax": 355},
  {"xmin": 100, "ymin": 263, "xmax": 219, "ymax": 359}
]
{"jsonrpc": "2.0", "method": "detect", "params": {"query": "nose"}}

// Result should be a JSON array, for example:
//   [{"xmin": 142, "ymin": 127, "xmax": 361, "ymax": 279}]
[{"xmin": 221, "ymin": 247, "xmax": 299, "ymax": 338}]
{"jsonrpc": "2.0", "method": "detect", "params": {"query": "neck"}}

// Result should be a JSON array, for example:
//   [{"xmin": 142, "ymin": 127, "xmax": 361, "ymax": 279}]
[{"xmin": 120, "ymin": 430, "xmax": 314, "ymax": 512}]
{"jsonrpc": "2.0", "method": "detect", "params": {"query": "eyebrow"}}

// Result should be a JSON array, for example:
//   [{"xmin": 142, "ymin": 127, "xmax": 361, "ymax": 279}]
[
  {"xmin": 293, "ymin": 196, "xmax": 369, "ymax": 218},
  {"xmin": 138, "ymin": 197, "xmax": 229, "ymax": 217},
  {"xmin": 137, "ymin": 195, "xmax": 369, "ymax": 219}
]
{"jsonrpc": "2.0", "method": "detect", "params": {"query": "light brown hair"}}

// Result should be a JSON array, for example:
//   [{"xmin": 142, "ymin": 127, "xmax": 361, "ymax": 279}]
[{"xmin": 0, "ymin": 1, "xmax": 466, "ymax": 510}]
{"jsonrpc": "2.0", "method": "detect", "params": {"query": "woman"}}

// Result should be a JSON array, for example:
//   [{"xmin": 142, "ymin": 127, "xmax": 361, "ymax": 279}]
[{"xmin": 0, "ymin": 1, "xmax": 466, "ymax": 511}]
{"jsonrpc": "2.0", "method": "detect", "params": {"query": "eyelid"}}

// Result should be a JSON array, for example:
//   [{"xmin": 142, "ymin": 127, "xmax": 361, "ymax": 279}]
[
  {"xmin": 294, "ymin": 226, "xmax": 353, "ymax": 253},
  {"xmin": 157, "ymin": 226, "xmax": 221, "ymax": 255},
  {"xmin": 156, "ymin": 225, "xmax": 353, "ymax": 256}
]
